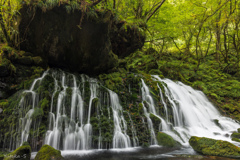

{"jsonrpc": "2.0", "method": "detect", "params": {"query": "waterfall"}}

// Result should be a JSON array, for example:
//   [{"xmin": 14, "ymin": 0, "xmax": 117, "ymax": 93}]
[
  {"xmin": 152, "ymin": 75, "xmax": 240, "ymax": 145},
  {"xmin": 7, "ymin": 69, "xmax": 240, "ymax": 151}
]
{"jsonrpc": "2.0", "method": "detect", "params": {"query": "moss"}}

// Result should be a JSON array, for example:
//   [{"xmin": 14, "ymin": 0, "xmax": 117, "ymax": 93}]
[
  {"xmin": 4, "ymin": 142, "xmax": 31, "ymax": 160},
  {"xmin": 40, "ymin": 98, "xmax": 49, "ymax": 110},
  {"xmin": 66, "ymin": 87, "xmax": 72, "ymax": 97},
  {"xmin": 231, "ymin": 132, "xmax": 240, "ymax": 139},
  {"xmin": 189, "ymin": 136, "xmax": 240, "ymax": 158},
  {"xmin": 32, "ymin": 56, "xmax": 44, "ymax": 66},
  {"xmin": 31, "ymin": 108, "xmax": 44, "ymax": 119},
  {"xmin": 212, "ymin": 119, "xmax": 223, "ymax": 129},
  {"xmin": 148, "ymin": 69, "xmax": 162, "ymax": 76},
  {"xmin": 232, "ymin": 138, "xmax": 240, "ymax": 143},
  {"xmin": 150, "ymin": 113, "xmax": 161, "ymax": 125},
  {"xmin": 141, "ymin": 142, "xmax": 150, "ymax": 148},
  {"xmin": 34, "ymin": 145, "xmax": 64, "ymax": 160},
  {"xmin": 157, "ymin": 132, "xmax": 179, "ymax": 147},
  {"xmin": 0, "ymin": 101, "xmax": 9, "ymax": 109}
]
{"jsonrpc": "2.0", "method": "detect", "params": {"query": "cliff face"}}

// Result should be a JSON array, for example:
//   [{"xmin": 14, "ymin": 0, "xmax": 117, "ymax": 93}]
[{"xmin": 17, "ymin": 5, "xmax": 145, "ymax": 75}]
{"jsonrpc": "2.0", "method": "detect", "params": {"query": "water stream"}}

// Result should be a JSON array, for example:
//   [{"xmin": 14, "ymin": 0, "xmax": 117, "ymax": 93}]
[{"xmin": 5, "ymin": 69, "xmax": 240, "ymax": 154}]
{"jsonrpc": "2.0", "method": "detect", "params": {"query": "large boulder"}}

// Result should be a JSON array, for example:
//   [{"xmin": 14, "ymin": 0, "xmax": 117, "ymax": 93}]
[
  {"xmin": 17, "ymin": 4, "xmax": 145, "ymax": 75},
  {"xmin": 19, "ymin": 5, "xmax": 117, "ymax": 75},
  {"xmin": 4, "ymin": 142, "xmax": 31, "ymax": 160},
  {"xmin": 157, "ymin": 132, "xmax": 180, "ymax": 147},
  {"xmin": 34, "ymin": 145, "xmax": 64, "ymax": 160},
  {"xmin": 189, "ymin": 136, "xmax": 240, "ymax": 158}
]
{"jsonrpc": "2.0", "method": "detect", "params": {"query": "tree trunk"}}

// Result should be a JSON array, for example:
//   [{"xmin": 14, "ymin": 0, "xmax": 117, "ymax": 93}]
[{"xmin": 0, "ymin": 13, "xmax": 12, "ymax": 46}]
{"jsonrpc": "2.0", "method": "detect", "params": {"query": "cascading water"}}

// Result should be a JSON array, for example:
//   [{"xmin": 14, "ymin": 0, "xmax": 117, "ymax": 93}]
[
  {"xmin": 152, "ymin": 75, "xmax": 240, "ymax": 145},
  {"xmin": 7, "ymin": 69, "xmax": 240, "ymax": 152}
]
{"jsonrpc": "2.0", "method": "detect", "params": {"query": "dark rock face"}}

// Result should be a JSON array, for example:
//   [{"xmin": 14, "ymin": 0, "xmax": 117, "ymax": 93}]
[
  {"xmin": 18, "ymin": 5, "xmax": 145, "ymax": 75},
  {"xmin": 110, "ymin": 23, "xmax": 145, "ymax": 58},
  {"xmin": 0, "ymin": 65, "xmax": 9, "ymax": 77},
  {"xmin": 19, "ymin": 6, "xmax": 117, "ymax": 75}
]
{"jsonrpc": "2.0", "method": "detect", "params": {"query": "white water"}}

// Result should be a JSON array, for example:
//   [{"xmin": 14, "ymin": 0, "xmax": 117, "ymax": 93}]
[
  {"xmin": 8, "ymin": 69, "xmax": 240, "ymax": 151},
  {"xmin": 44, "ymin": 71, "xmax": 131, "ymax": 150},
  {"xmin": 152, "ymin": 75, "xmax": 240, "ymax": 145}
]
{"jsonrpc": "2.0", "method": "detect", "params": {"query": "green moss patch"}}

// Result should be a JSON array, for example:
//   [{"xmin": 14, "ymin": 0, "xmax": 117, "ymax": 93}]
[
  {"xmin": 189, "ymin": 136, "xmax": 240, "ymax": 158},
  {"xmin": 157, "ymin": 132, "xmax": 179, "ymax": 147},
  {"xmin": 34, "ymin": 145, "xmax": 64, "ymax": 160},
  {"xmin": 4, "ymin": 142, "xmax": 31, "ymax": 160}
]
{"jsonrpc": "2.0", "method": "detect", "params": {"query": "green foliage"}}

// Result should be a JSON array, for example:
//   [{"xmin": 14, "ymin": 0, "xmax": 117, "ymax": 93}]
[{"xmin": 30, "ymin": 108, "xmax": 44, "ymax": 119}]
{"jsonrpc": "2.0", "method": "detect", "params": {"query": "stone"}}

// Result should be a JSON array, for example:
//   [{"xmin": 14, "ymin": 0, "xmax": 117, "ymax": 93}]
[
  {"xmin": 189, "ymin": 136, "xmax": 240, "ymax": 158},
  {"xmin": 32, "ymin": 56, "xmax": 46, "ymax": 67},
  {"xmin": 237, "ymin": 128, "xmax": 240, "ymax": 133},
  {"xmin": 17, "ymin": 4, "xmax": 144, "ymax": 75},
  {"xmin": 17, "ymin": 56, "xmax": 33, "ymax": 65},
  {"xmin": 4, "ymin": 142, "xmax": 31, "ymax": 160},
  {"xmin": 0, "ymin": 65, "xmax": 9, "ymax": 77},
  {"xmin": 157, "ymin": 132, "xmax": 179, "ymax": 147},
  {"xmin": 231, "ymin": 132, "xmax": 240, "ymax": 139},
  {"xmin": 34, "ymin": 145, "xmax": 64, "ymax": 160},
  {"xmin": 18, "ymin": 5, "xmax": 118, "ymax": 75}
]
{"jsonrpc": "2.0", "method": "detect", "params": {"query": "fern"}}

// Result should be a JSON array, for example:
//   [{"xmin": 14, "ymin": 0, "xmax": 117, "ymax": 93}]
[
  {"xmin": 86, "ymin": 9, "xmax": 98, "ymax": 20},
  {"xmin": 65, "ymin": 5, "xmax": 72, "ymax": 14}
]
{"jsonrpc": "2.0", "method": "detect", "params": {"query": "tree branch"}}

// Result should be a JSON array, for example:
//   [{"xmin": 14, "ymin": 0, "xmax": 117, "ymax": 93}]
[
  {"xmin": 146, "ymin": 0, "xmax": 166, "ymax": 22},
  {"xmin": 91, "ymin": 0, "xmax": 103, "ymax": 7}
]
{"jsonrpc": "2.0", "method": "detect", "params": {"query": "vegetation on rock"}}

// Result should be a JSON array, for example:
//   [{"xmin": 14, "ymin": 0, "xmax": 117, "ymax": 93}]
[
  {"xmin": 3, "ymin": 142, "xmax": 31, "ymax": 160},
  {"xmin": 189, "ymin": 136, "xmax": 240, "ymax": 158},
  {"xmin": 34, "ymin": 145, "xmax": 64, "ymax": 160},
  {"xmin": 157, "ymin": 132, "xmax": 180, "ymax": 147}
]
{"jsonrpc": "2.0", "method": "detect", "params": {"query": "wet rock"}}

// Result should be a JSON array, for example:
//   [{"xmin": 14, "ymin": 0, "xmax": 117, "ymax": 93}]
[
  {"xmin": 0, "ymin": 65, "xmax": 9, "ymax": 77},
  {"xmin": 32, "ymin": 56, "xmax": 46, "ymax": 67},
  {"xmin": 110, "ymin": 23, "xmax": 145, "ymax": 58},
  {"xmin": 18, "ymin": 5, "xmax": 118, "ymax": 75},
  {"xmin": 157, "ymin": 132, "xmax": 180, "ymax": 147},
  {"xmin": 17, "ymin": 4, "xmax": 144, "ymax": 75},
  {"xmin": 212, "ymin": 119, "xmax": 223, "ymax": 129},
  {"xmin": 17, "ymin": 56, "xmax": 33, "ymax": 65},
  {"xmin": 4, "ymin": 142, "xmax": 31, "ymax": 160},
  {"xmin": 238, "ymin": 128, "xmax": 240, "ymax": 133},
  {"xmin": 232, "ymin": 138, "xmax": 240, "ymax": 143},
  {"xmin": 213, "ymin": 132, "xmax": 221, "ymax": 135},
  {"xmin": 231, "ymin": 132, "xmax": 240, "ymax": 139},
  {"xmin": 224, "ymin": 134, "xmax": 230, "ymax": 137},
  {"xmin": 34, "ymin": 144, "xmax": 64, "ymax": 160},
  {"xmin": 189, "ymin": 136, "xmax": 240, "ymax": 158}
]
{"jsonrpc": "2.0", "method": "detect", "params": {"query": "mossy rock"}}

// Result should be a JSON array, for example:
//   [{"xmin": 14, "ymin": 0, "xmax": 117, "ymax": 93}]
[
  {"xmin": 148, "ymin": 69, "xmax": 162, "ymax": 76},
  {"xmin": 238, "ymin": 128, "xmax": 240, "ymax": 133},
  {"xmin": 231, "ymin": 132, "xmax": 240, "ymax": 139},
  {"xmin": 189, "ymin": 136, "xmax": 240, "ymax": 158},
  {"xmin": 34, "ymin": 145, "xmax": 64, "ymax": 160},
  {"xmin": 157, "ymin": 132, "xmax": 179, "ymax": 147},
  {"xmin": 150, "ymin": 113, "xmax": 161, "ymax": 125},
  {"xmin": 32, "ymin": 56, "xmax": 45, "ymax": 67},
  {"xmin": 4, "ymin": 142, "xmax": 31, "ymax": 160},
  {"xmin": 232, "ymin": 138, "xmax": 240, "ymax": 143},
  {"xmin": 17, "ymin": 56, "xmax": 33, "ymax": 65}
]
